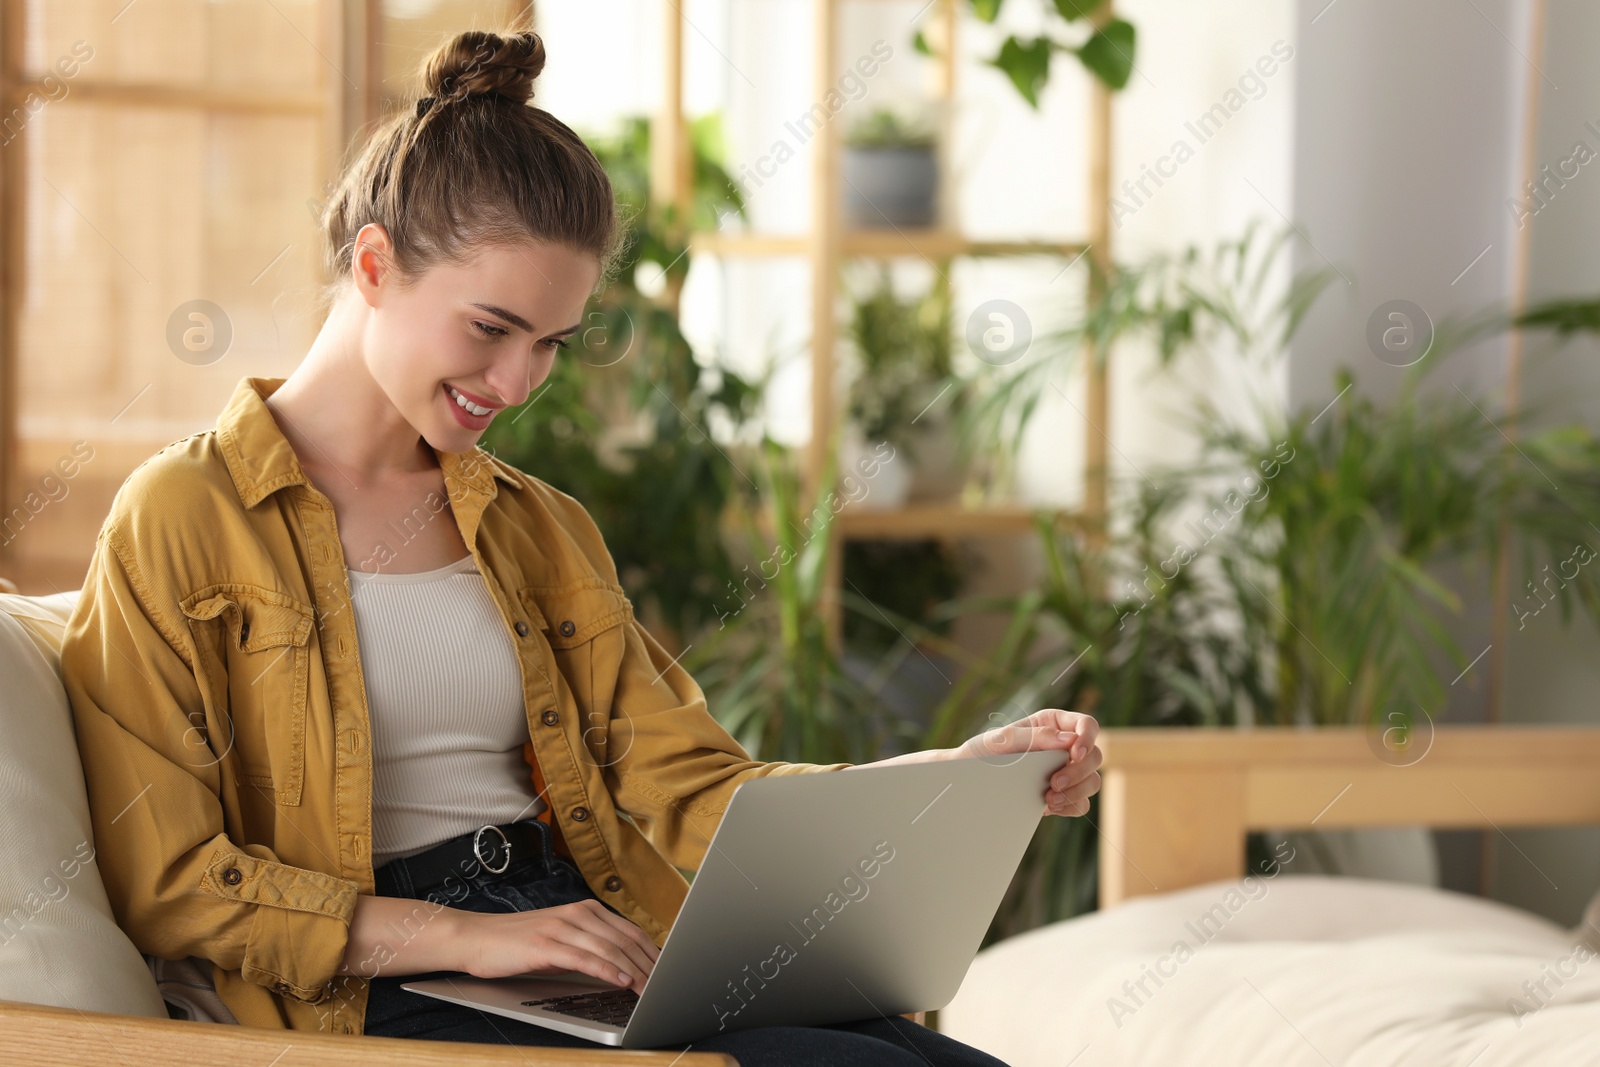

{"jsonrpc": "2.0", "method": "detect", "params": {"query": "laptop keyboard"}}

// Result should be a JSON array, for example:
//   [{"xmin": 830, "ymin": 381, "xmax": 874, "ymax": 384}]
[{"xmin": 520, "ymin": 986, "xmax": 640, "ymax": 1026}]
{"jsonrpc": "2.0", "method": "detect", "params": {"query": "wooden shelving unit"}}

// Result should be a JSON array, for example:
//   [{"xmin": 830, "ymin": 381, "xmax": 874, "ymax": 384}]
[
  {"xmin": 651, "ymin": 0, "xmax": 1115, "ymax": 644},
  {"xmin": 0, "ymin": 0, "xmax": 1110, "ymax": 622}
]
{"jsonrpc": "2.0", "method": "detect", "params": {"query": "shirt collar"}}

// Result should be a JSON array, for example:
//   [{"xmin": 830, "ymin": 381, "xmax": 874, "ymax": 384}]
[{"xmin": 216, "ymin": 375, "xmax": 518, "ymax": 510}]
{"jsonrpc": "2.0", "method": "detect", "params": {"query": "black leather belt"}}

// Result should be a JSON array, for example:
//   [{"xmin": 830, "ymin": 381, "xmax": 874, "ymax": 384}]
[{"xmin": 388, "ymin": 820, "xmax": 546, "ymax": 898}]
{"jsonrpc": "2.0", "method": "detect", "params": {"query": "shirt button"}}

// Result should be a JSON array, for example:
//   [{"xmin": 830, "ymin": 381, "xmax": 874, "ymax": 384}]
[
  {"xmin": 274, "ymin": 981, "xmax": 292, "ymax": 996},
  {"xmin": 605, "ymin": 875, "xmax": 622, "ymax": 892},
  {"xmin": 515, "ymin": 620, "xmax": 529, "ymax": 637},
  {"xmin": 558, "ymin": 620, "xmax": 576, "ymax": 637},
  {"xmin": 572, "ymin": 806, "xmax": 588, "ymax": 821},
  {"xmin": 239, "ymin": 621, "xmax": 251, "ymax": 642},
  {"xmin": 540, "ymin": 709, "xmax": 559, "ymax": 726},
  {"xmin": 222, "ymin": 867, "xmax": 243, "ymax": 886}
]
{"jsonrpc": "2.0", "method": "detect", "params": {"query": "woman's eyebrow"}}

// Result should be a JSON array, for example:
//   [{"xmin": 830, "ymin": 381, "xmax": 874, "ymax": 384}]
[{"xmin": 470, "ymin": 302, "xmax": 580, "ymax": 337}]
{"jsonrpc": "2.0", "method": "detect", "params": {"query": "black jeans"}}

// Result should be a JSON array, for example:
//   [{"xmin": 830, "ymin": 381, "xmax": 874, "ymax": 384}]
[{"xmin": 363, "ymin": 817, "xmax": 1012, "ymax": 1066}]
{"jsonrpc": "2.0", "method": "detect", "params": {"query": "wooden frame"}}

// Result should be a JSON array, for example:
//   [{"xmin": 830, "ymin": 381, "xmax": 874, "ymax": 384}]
[
  {"xmin": 0, "ymin": 996, "xmax": 921, "ymax": 1066},
  {"xmin": 1096, "ymin": 725, "xmax": 1600, "ymax": 908},
  {"xmin": 0, "ymin": 999, "xmax": 737, "ymax": 1066}
]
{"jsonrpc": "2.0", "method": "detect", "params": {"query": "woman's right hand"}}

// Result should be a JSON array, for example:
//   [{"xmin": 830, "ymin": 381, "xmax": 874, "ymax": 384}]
[{"xmin": 453, "ymin": 900, "xmax": 661, "ymax": 990}]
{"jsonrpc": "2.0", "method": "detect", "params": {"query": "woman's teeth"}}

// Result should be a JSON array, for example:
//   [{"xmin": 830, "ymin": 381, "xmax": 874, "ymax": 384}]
[{"xmin": 447, "ymin": 385, "xmax": 493, "ymax": 417}]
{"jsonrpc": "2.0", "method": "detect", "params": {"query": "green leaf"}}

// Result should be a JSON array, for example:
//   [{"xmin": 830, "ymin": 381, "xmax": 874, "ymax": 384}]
[
  {"xmin": 1516, "ymin": 296, "xmax": 1600, "ymax": 336},
  {"xmin": 990, "ymin": 36, "xmax": 1053, "ymax": 110},
  {"xmin": 1076, "ymin": 18, "xmax": 1136, "ymax": 91},
  {"xmin": 913, "ymin": 29, "xmax": 933, "ymax": 57},
  {"xmin": 1052, "ymin": 0, "xmax": 1105, "ymax": 19},
  {"xmin": 969, "ymin": 0, "xmax": 1004, "ymax": 23}
]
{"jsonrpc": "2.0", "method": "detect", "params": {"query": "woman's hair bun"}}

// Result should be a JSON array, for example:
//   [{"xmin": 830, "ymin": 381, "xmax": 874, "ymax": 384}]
[{"xmin": 421, "ymin": 29, "xmax": 546, "ymax": 108}]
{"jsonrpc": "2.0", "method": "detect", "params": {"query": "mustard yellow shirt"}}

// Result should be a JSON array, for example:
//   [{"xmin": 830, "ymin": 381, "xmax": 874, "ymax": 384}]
[{"xmin": 60, "ymin": 374, "xmax": 852, "ymax": 1035}]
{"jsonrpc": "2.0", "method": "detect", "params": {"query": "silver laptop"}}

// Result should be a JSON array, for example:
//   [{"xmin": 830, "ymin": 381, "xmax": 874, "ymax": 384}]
[{"xmin": 402, "ymin": 746, "xmax": 1062, "ymax": 1048}]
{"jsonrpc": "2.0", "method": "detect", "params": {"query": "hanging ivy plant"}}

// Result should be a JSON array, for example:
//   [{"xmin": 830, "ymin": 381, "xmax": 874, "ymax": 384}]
[{"xmin": 914, "ymin": 0, "xmax": 1138, "ymax": 105}]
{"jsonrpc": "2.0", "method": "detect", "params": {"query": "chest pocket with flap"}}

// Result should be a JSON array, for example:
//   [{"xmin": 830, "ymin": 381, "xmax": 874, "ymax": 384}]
[
  {"xmin": 517, "ymin": 579, "xmax": 634, "ymax": 765},
  {"xmin": 520, "ymin": 580, "xmax": 634, "ymax": 649},
  {"xmin": 180, "ymin": 585, "xmax": 316, "ymax": 806}
]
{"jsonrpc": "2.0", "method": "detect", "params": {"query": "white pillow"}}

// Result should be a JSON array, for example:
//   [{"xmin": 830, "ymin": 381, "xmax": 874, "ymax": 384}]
[
  {"xmin": 942, "ymin": 875, "xmax": 1592, "ymax": 1067},
  {"xmin": 0, "ymin": 590, "xmax": 169, "ymax": 1018}
]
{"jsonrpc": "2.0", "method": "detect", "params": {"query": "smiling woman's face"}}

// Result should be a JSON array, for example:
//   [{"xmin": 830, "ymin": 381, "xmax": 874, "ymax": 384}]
[{"xmin": 359, "ymin": 234, "xmax": 601, "ymax": 454}]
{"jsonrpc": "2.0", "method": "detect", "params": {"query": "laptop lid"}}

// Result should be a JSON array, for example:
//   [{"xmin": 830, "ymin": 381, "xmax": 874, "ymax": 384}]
[
  {"xmin": 404, "ymin": 745, "xmax": 1063, "ymax": 1049},
  {"xmin": 621, "ymin": 745, "xmax": 1060, "ymax": 1047}
]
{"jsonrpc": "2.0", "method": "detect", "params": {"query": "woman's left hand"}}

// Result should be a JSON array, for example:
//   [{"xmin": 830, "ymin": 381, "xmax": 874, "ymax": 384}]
[{"xmin": 957, "ymin": 709, "xmax": 1102, "ymax": 818}]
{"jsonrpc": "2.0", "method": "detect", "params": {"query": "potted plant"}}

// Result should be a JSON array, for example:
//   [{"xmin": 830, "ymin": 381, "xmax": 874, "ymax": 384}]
[
  {"xmin": 841, "ymin": 263, "xmax": 969, "ymax": 507},
  {"xmin": 933, "ymin": 225, "xmax": 1600, "ymax": 937},
  {"xmin": 842, "ymin": 105, "xmax": 940, "ymax": 229}
]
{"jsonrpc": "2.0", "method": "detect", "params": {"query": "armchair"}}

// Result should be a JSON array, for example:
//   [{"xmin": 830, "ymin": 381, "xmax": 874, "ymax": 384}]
[{"xmin": 0, "ymin": 585, "xmax": 923, "ymax": 1066}]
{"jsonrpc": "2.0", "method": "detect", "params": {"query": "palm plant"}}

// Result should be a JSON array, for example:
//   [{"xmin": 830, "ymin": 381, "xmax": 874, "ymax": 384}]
[
  {"xmin": 957, "ymin": 219, "xmax": 1339, "ymax": 466},
  {"xmin": 684, "ymin": 440, "xmax": 923, "ymax": 766},
  {"xmin": 927, "ymin": 226, "xmax": 1600, "ymax": 938},
  {"xmin": 910, "ymin": 485, "xmax": 1259, "ymax": 938},
  {"xmin": 1202, "ymin": 360, "xmax": 1600, "ymax": 731}
]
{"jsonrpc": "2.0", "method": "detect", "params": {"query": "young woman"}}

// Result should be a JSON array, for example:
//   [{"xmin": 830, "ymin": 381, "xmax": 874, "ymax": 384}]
[{"xmin": 60, "ymin": 27, "xmax": 1102, "ymax": 1065}]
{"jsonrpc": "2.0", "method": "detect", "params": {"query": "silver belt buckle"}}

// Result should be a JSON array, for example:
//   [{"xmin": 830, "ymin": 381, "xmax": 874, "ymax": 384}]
[{"xmin": 472, "ymin": 824, "xmax": 511, "ymax": 874}]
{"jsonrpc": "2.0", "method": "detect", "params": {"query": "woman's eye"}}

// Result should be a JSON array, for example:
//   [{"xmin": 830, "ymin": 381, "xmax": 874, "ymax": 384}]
[
  {"xmin": 472, "ymin": 320, "xmax": 508, "ymax": 338},
  {"xmin": 543, "ymin": 337, "xmax": 571, "ymax": 351}
]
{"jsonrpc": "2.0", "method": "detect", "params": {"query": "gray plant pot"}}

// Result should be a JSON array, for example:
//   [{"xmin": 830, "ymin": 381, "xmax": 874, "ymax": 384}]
[
  {"xmin": 843, "ymin": 145, "xmax": 939, "ymax": 229},
  {"xmin": 903, "ymin": 412, "xmax": 969, "ymax": 502}
]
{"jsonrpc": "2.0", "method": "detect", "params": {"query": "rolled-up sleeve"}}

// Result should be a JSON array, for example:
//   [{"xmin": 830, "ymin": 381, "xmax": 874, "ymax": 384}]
[
  {"xmin": 603, "ymin": 610, "xmax": 853, "ymax": 872},
  {"xmin": 60, "ymin": 525, "xmax": 357, "ymax": 1003}
]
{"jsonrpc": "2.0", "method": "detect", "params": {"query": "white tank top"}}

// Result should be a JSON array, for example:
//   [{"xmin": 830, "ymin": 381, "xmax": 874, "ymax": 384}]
[{"xmin": 345, "ymin": 552, "xmax": 548, "ymax": 869}]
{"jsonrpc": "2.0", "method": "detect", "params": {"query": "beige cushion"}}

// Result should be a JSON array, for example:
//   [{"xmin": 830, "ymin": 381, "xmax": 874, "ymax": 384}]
[
  {"xmin": 942, "ymin": 874, "xmax": 1600, "ymax": 1066},
  {"xmin": 0, "ymin": 590, "xmax": 168, "ymax": 1018}
]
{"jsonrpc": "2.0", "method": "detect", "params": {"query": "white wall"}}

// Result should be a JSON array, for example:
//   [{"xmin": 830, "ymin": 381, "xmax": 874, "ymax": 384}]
[
  {"xmin": 1494, "ymin": 0, "xmax": 1600, "ymax": 926},
  {"xmin": 1287, "ymin": 0, "xmax": 1523, "ymax": 411},
  {"xmin": 1287, "ymin": 0, "xmax": 1600, "ymax": 924}
]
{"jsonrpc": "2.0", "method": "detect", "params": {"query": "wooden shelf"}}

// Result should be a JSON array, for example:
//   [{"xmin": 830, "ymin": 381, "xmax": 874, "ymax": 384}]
[
  {"xmin": 688, "ymin": 229, "xmax": 1088, "ymax": 261},
  {"xmin": 836, "ymin": 502, "xmax": 1083, "ymax": 540},
  {"xmin": 651, "ymin": 0, "xmax": 1115, "ymax": 646}
]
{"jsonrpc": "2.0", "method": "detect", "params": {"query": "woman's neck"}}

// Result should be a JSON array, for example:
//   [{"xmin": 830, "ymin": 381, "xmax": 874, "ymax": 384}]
[{"xmin": 266, "ymin": 295, "xmax": 439, "ymax": 490}]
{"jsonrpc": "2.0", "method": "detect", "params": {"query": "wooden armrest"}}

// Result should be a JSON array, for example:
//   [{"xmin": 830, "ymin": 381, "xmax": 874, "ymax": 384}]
[
  {"xmin": 1095, "ymin": 726, "xmax": 1600, "ymax": 908},
  {"xmin": 0, "ymin": 999, "xmax": 736, "ymax": 1065},
  {"xmin": 0, "ymin": 998, "xmax": 925, "ymax": 1063}
]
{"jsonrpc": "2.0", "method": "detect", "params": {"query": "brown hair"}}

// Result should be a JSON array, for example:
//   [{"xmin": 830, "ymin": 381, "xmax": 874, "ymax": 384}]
[{"xmin": 316, "ymin": 28, "xmax": 626, "ymax": 316}]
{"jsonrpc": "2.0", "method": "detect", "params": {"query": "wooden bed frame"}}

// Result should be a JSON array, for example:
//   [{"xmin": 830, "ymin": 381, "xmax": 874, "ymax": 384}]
[{"xmin": 1096, "ymin": 725, "xmax": 1600, "ymax": 907}]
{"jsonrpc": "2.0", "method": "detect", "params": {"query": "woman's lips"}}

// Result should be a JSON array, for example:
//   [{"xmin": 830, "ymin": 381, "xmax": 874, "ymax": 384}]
[
  {"xmin": 444, "ymin": 382, "xmax": 496, "ymax": 429},
  {"xmin": 446, "ymin": 382, "xmax": 502, "ymax": 409}
]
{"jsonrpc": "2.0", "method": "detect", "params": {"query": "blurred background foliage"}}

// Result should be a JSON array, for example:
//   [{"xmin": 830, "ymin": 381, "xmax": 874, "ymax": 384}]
[{"xmin": 486, "ymin": 115, "xmax": 1600, "ymax": 945}]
